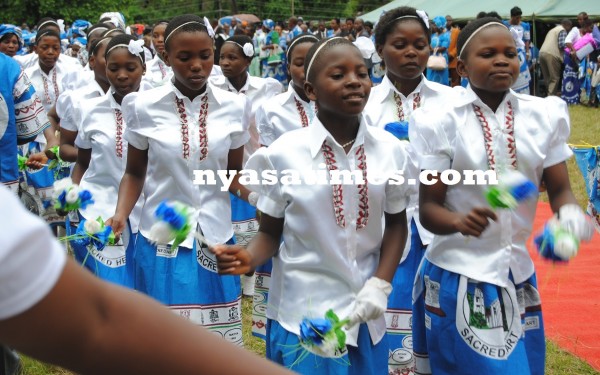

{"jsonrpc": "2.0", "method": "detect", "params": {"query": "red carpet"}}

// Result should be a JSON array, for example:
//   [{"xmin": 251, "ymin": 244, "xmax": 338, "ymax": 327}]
[{"xmin": 528, "ymin": 202, "xmax": 600, "ymax": 371}]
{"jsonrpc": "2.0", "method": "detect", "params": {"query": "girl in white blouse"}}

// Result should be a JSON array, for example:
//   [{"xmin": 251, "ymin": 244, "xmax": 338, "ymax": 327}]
[
  {"xmin": 22, "ymin": 29, "xmax": 71, "ymax": 227},
  {"xmin": 410, "ymin": 18, "xmax": 594, "ymax": 375},
  {"xmin": 210, "ymin": 34, "xmax": 283, "ymax": 298},
  {"xmin": 213, "ymin": 37, "xmax": 415, "ymax": 374},
  {"xmin": 108, "ymin": 15, "xmax": 252, "ymax": 346},
  {"xmin": 143, "ymin": 21, "xmax": 171, "ymax": 88},
  {"xmin": 69, "ymin": 34, "xmax": 146, "ymax": 287},
  {"xmin": 58, "ymin": 33, "xmax": 113, "ymax": 164},
  {"xmin": 256, "ymin": 33, "xmax": 319, "ymax": 147},
  {"xmin": 362, "ymin": 7, "xmax": 456, "ymax": 373}
]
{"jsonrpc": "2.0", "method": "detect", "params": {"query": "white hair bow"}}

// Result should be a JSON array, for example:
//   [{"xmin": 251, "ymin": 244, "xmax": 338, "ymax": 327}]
[
  {"xmin": 242, "ymin": 42, "xmax": 254, "ymax": 57},
  {"xmin": 416, "ymin": 10, "xmax": 429, "ymax": 29},
  {"xmin": 203, "ymin": 17, "xmax": 215, "ymax": 38},
  {"xmin": 128, "ymin": 39, "xmax": 145, "ymax": 56}
]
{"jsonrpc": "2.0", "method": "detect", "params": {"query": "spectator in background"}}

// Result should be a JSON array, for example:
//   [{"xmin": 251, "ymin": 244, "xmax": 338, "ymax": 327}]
[
  {"xmin": 505, "ymin": 6, "xmax": 532, "ymax": 94},
  {"xmin": 329, "ymin": 18, "xmax": 341, "ymax": 37},
  {"xmin": 540, "ymin": 19, "xmax": 572, "ymax": 96},
  {"xmin": 364, "ymin": 21, "xmax": 374, "ymax": 36},
  {"xmin": 345, "ymin": 17, "xmax": 356, "ymax": 41},
  {"xmin": 286, "ymin": 16, "xmax": 302, "ymax": 43},
  {"xmin": 355, "ymin": 18, "xmax": 370, "ymax": 38},
  {"xmin": 314, "ymin": 20, "xmax": 327, "ymax": 39},
  {"xmin": 446, "ymin": 15, "xmax": 460, "ymax": 87},
  {"xmin": 230, "ymin": 18, "xmax": 237, "ymax": 37}
]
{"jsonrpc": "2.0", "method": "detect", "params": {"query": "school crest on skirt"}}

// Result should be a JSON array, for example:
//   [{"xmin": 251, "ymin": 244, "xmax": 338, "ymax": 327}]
[{"xmin": 455, "ymin": 277, "xmax": 522, "ymax": 359}]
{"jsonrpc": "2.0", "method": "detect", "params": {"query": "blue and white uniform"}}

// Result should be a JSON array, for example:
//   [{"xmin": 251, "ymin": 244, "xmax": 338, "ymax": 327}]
[
  {"xmin": 410, "ymin": 86, "xmax": 572, "ymax": 375},
  {"xmin": 364, "ymin": 74, "xmax": 455, "ymax": 375},
  {"xmin": 122, "ymin": 81, "xmax": 250, "ymax": 345}
]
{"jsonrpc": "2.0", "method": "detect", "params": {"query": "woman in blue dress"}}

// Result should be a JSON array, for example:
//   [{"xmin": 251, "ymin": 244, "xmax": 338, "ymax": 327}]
[{"xmin": 426, "ymin": 16, "xmax": 450, "ymax": 86}]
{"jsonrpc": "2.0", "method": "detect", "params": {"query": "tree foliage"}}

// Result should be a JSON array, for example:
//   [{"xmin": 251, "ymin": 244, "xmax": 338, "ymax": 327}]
[{"xmin": 1, "ymin": 0, "xmax": 389, "ymax": 26}]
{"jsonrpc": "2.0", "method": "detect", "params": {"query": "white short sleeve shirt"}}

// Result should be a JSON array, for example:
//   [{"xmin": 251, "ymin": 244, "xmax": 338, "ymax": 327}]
[
  {"xmin": 409, "ymin": 86, "xmax": 573, "ymax": 286},
  {"xmin": 247, "ymin": 115, "xmax": 416, "ymax": 346},
  {"xmin": 256, "ymin": 83, "xmax": 316, "ymax": 147},
  {"xmin": 364, "ymin": 75, "xmax": 458, "ymax": 248},
  {"xmin": 123, "ymin": 82, "xmax": 250, "ymax": 247},
  {"xmin": 0, "ymin": 186, "xmax": 66, "ymax": 320}
]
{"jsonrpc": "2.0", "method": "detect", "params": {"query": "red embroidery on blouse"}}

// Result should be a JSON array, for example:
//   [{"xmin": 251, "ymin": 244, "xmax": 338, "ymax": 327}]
[
  {"xmin": 42, "ymin": 68, "xmax": 59, "ymax": 106},
  {"xmin": 114, "ymin": 108, "xmax": 124, "ymax": 158},
  {"xmin": 393, "ymin": 92, "xmax": 421, "ymax": 122},
  {"xmin": 175, "ymin": 94, "xmax": 209, "ymax": 160},
  {"xmin": 473, "ymin": 100, "xmax": 516, "ymax": 171},
  {"xmin": 322, "ymin": 141, "xmax": 369, "ymax": 229},
  {"xmin": 294, "ymin": 97, "xmax": 309, "ymax": 128}
]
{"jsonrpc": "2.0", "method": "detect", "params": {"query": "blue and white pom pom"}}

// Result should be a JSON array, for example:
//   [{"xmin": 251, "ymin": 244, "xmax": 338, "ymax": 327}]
[
  {"xmin": 485, "ymin": 170, "xmax": 537, "ymax": 209},
  {"xmin": 52, "ymin": 178, "xmax": 94, "ymax": 212},
  {"xmin": 534, "ymin": 217, "xmax": 579, "ymax": 262},
  {"xmin": 148, "ymin": 201, "xmax": 192, "ymax": 249},
  {"xmin": 383, "ymin": 121, "xmax": 409, "ymax": 141},
  {"xmin": 298, "ymin": 309, "xmax": 349, "ymax": 359},
  {"xmin": 72, "ymin": 217, "xmax": 115, "ymax": 251}
]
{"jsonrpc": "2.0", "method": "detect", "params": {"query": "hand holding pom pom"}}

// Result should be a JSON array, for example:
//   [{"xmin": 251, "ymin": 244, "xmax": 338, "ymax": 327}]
[{"xmin": 485, "ymin": 170, "xmax": 537, "ymax": 209}]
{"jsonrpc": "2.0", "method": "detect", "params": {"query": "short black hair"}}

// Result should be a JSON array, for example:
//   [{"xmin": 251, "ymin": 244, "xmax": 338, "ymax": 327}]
[
  {"xmin": 375, "ymin": 6, "xmax": 431, "ymax": 47},
  {"xmin": 286, "ymin": 33, "xmax": 318, "ymax": 63},
  {"xmin": 223, "ymin": 35, "xmax": 254, "ymax": 59},
  {"xmin": 152, "ymin": 20, "xmax": 169, "ymax": 33},
  {"xmin": 164, "ymin": 14, "xmax": 210, "ymax": 51},
  {"xmin": 105, "ymin": 34, "xmax": 146, "ymax": 64},
  {"xmin": 35, "ymin": 29, "xmax": 60, "ymax": 45},
  {"xmin": 36, "ymin": 17, "xmax": 59, "ymax": 30},
  {"xmin": 304, "ymin": 37, "xmax": 355, "ymax": 82},
  {"xmin": 486, "ymin": 11, "xmax": 502, "ymax": 21},
  {"xmin": 87, "ymin": 22, "xmax": 114, "ymax": 37},
  {"xmin": 510, "ymin": 6, "xmax": 522, "ymax": 17},
  {"xmin": 90, "ymin": 30, "xmax": 114, "ymax": 56},
  {"xmin": 457, "ymin": 17, "xmax": 507, "ymax": 59}
]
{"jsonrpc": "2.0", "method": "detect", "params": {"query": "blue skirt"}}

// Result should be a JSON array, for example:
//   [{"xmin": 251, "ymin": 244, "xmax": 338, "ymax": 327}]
[
  {"xmin": 135, "ymin": 234, "xmax": 243, "ymax": 345},
  {"xmin": 386, "ymin": 219, "xmax": 425, "ymax": 374},
  {"xmin": 252, "ymin": 258, "xmax": 273, "ymax": 339},
  {"xmin": 267, "ymin": 319, "xmax": 388, "ymax": 375},
  {"xmin": 412, "ymin": 259, "xmax": 545, "ymax": 375},
  {"xmin": 68, "ymin": 214, "xmax": 135, "ymax": 288}
]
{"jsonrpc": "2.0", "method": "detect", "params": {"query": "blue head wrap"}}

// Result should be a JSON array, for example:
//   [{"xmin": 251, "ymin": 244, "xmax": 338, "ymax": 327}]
[
  {"xmin": 263, "ymin": 19, "xmax": 275, "ymax": 30},
  {"xmin": 433, "ymin": 16, "xmax": 446, "ymax": 30},
  {"xmin": 0, "ymin": 24, "xmax": 24, "ymax": 48}
]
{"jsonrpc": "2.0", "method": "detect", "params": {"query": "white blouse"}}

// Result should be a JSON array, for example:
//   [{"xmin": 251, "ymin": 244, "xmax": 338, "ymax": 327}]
[
  {"xmin": 75, "ymin": 91, "xmax": 132, "ymax": 223},
  {"xmin": 25, "ymin": 61, "xmax": 69, "ymax": 113},
  {"xmin": 364, "ymin": 75, "xmax": 456, "ymax": 248},
  {"xmin": 210, "ymin": 73, "xmax": 282, "ymax": 159},
  {"xmin": 123, "ymin": 82, "xmax": 251, "ymax": 247},
  {"xmin": 247, "ymin": 115, "xmax": 416, "ymax": 346},
  {"xmin": 256, "ymin": 83, "xmax": 317, "ymax": 147},
  {"xmin": 57, "ymin": 79, "xmax": 105, "ymax": 132},
  {"xmin": 410, "ymin": 86, "xmax": 573, "ymax": 287}
]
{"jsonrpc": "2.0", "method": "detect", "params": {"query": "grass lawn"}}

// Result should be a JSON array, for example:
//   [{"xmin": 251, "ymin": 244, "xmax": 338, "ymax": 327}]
[{"xmin": 18, "ymin": 106, "xmax": 600, "ymax": 375}]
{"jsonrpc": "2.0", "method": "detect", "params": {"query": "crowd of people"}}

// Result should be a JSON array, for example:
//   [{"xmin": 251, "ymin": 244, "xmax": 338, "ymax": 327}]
[{"xmin": 0, "ymin": 5, "xmax": 597, "ymax": 375}]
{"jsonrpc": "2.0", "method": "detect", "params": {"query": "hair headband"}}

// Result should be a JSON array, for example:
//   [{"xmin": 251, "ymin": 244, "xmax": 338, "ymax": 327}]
[
  {"xmin": 36, "ymin": 30, "xmax": 58, "ymax": 44},
  {"xmin": 38, "ymin": 20, "xmax": 59, "ymax": 30},
  {"xmin": 164, "ymin": 18, "xmax": 215, "ymax": 44},
  {"xmin": 91, "ymin": 36, "xmax": 112, "ymax": 54},
  {"xmin": 286, "ymin": 34, "xmax": 318, "ymax": 60},
  {"xmin": 106, "ymin": 39, "xmax": 145, "ymax": 64},
  {"xmin": 458, "ymin": 22, "xmax": 505, "ymax": 58},
  {"xmin": 306, "ymin": 37, "xmax": 344, "ymax": 80},
  {"xmin": 393, "ymin": 10, "xmax": 429, "ymax": 28},
  {"xmin": 223, "ymin": 40, "xmax": 254, "ymax": 57}
]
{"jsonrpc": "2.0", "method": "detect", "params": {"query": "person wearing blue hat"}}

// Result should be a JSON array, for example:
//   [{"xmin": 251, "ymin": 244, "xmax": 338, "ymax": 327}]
[{"xmin": 0, "ymin": 25, "xmax": 24, "ymax": 57}]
